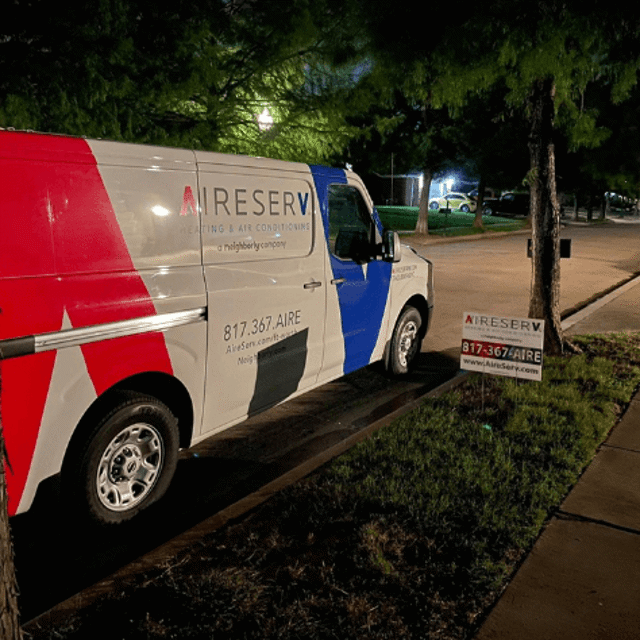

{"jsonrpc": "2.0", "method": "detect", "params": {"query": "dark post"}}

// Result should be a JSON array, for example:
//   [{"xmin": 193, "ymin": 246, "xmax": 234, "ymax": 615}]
[{"xmin": 0, "ymin": 361, "xmax": 23, "ymax": 640}]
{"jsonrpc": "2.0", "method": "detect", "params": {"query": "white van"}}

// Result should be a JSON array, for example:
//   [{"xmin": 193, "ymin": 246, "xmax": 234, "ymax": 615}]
[{"xmin": 0, "ymin": 131, "xmax": 433, "ymax": 524}]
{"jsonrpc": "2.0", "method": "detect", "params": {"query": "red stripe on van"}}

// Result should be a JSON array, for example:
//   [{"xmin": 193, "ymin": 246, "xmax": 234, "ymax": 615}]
[{"xmin": 0, "ymin": 133, "xmax": 173, "ymax": 515}]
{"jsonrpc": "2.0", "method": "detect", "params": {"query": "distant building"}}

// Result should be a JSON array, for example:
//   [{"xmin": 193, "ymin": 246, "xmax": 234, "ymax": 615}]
[
  {"xmin": 365, "ymin": 173, "xmax": 423, "ymax": 206},
  {"xmin": 365, "ymin": 169, "xmax": 481, "ymax": 207}
]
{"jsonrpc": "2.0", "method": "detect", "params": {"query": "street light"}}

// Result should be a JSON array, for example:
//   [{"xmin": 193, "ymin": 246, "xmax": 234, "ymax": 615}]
[{"xmin": 256, "ymin": 107, "xmax": 274, "ymax": 132}]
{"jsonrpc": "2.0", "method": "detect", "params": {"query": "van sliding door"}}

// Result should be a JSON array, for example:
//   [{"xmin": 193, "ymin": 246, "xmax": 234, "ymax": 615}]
[{"xmin": 197, "ymin": 163, "xmax": 326, "ymax": 434}]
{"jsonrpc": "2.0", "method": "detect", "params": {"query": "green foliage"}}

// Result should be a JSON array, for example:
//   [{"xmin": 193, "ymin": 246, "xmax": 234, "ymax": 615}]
[
  {"xmin": 0, "ymin": 0, "xmax": 363, "ymax": 163},
  {"xmin": 429, "ymin": 13, "xmax": 635, "ymax": 156},
  {"xmin": 564, "ymin": 112, "xmax": 611, "ymax": 150},
  {"xmin": 612, "ymin": 62, "xmax": 640, "ymax": 104},
  {"xmin": 358, "ymin": 0, "xmax": 640, "ymax": 198},
  {"xmin": 0, "ymin": 94, "xmax": 37, "ymax": 131}
]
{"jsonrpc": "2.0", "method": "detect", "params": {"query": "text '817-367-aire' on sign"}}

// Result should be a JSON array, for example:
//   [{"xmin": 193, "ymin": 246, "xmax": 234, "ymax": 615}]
[{"xmin": 461, "ymin": 312, "xmax": 545, "ymax": 381}]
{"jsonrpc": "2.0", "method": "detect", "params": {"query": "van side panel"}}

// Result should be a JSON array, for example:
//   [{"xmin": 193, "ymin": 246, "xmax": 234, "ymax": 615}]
[
  {"xmin": 196, "ymin": 158, "xmax": 326, "ymax": 434},
  {"xmin": 86, "ymin": 139, "xmax": 207, "ymax": 433},
  {"xmin": 310, "ymin": 166, "xmax": 392, "ymax": 375},
  {"xmin": 0, "ymin": 133, "xmax": 179, "ymax": 515},
  {"xmin": 0, "ymin": 134, "xmax": 63, "ymax": 515}
]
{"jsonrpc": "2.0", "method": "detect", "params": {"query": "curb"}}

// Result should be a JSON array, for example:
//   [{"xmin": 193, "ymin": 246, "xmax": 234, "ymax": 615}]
[
  {"xmin": 402, "ymin": 227, "xmax": 531, "ymax": 247},
  {"xmin": 561, "ymin": 272, "xmax": 640, "ymax": 330},
  {"xmin": 401, "ymin": 215, "xmax": 628, "ymax": 248}
]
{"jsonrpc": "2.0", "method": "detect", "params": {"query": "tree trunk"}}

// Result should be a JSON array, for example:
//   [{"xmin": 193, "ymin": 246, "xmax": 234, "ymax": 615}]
[
  {"xmin": 600, "ymin": 195, "xmax": 608, "ymax": 220},
  {"xmin": 415, "ymin": 168, "xmax": 432, "ymax": 235},
  {"xmin": 0, "ymin": 366, "xmax": 23, "ymax": 640},
  {"xmin": 527, "ymin": 77, "xmax": 565, "ymax": 356},
  {"xmin": 587, "ymin": 192, "xmax": 594, "ymax": 222},
  {"xmin": 473, "ymin": 176, "xmax": 485, "ymax": 229}
]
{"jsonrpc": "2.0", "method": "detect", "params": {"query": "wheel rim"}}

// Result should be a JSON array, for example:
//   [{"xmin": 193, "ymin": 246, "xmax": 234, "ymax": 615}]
[
  {"xmin": 96, "ymin": 423, "xmax": 164, "ymax": 512},
  {"xmin": 397, "ymin": 319, "xmax": 419, "ymax": 368}
]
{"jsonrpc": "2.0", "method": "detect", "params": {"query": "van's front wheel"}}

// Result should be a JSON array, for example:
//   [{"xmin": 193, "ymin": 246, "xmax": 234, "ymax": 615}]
[
  {"xmin": 388, "ymin": 306, "xmax": 423, "ymax": 376},
  {"xmin": 70, "ymin": 392, "xmax": 179, "ymax": 525}
]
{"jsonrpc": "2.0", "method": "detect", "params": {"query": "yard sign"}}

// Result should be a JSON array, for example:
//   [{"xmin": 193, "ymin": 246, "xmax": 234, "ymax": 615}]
[{"xmin": 461, "ymin": 312, "xmax": 545, "ymax": 381}]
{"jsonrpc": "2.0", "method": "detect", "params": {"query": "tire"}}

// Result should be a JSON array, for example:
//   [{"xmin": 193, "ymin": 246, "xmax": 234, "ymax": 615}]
[
  {"xmin": 69, "ymin": 392, "xmax": 179, "ymax": 525},
  {"xmin": 388, "ymin": 306, "xmax": 423, "ymax": 376},
  {"xmin": 429, "ymin": 201, "xmax": 440, "ymax": 211},
  {"xmin": 484, "ymin": 206, "xmax": 493, "ymax": 216},
  {"xmin": 460, "ymin": 204, "xmax": 470, "ymax": 212}
]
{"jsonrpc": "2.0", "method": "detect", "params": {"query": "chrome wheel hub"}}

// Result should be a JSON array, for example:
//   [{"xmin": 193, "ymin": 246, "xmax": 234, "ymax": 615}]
[
  {"xmin": 398, "ymin": 320, "xmax": 418, "ymax": 367},
  {"xmin": 97, "ymin": 424, "xmax": 163, "ymax": 512}
]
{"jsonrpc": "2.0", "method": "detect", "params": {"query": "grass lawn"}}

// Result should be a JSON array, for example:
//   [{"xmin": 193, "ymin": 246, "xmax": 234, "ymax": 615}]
[
  {"xmin": 377, "ymin": 205, "xmax": 526, "ymax": 236},
  {"xmin": 28, "ymin": 333, "xmax": 640, "ymax": 639}
]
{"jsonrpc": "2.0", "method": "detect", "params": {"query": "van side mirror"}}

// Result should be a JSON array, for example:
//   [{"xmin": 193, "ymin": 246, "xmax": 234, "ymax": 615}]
[{"xmin": 382, "ymin": 229, "xmax": 401, "ymax": 263}]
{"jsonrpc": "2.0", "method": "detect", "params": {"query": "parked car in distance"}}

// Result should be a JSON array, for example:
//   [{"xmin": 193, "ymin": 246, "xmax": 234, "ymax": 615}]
[
  {"xmin": 488, "ymin": 192, "xmax": 530, "ymax": 217},
  {"xmin": 429, "ymin": 192, "xmax": 477, "ymax": 213},
  {"xmin": 482, "ymin": 197, "xmax": 500, "ymax": 216},
  {"xmin": 468, "ymin": 187, "xmax": 497, "ymax": 201},
  {"xmin": 469, "ymin": 188, "xmax": 499, "ymax": 216}
]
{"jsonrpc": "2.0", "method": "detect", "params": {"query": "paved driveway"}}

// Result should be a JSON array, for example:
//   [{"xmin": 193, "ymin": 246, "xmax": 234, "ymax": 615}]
[{"xmin": 407, "ymin": 220, "xmax": 640, "ymax": 359}]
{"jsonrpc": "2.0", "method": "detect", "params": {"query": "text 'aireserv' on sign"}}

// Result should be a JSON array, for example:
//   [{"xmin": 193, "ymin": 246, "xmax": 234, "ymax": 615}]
[{"xmin": 461, "ymin": 312, "xmax": 545, "ymax": 381}]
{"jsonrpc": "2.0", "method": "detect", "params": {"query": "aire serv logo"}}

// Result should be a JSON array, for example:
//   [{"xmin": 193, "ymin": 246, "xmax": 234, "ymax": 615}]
[
  {"xmin": 179, "ymin": 185, "xmax": 310, "ymax": 218},
  {"xmin": 464, "ymin": 313, "xmax": 543, "ymax": 333},
  {"xmin": 461, "ymin": 312, "xmax": 545, "ymax": 381}
]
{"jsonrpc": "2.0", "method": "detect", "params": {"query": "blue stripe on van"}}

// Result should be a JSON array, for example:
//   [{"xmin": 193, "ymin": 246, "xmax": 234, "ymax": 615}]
[{"xmin": 309, "ymin": 165, "xmax": 392, "ymax": 374}]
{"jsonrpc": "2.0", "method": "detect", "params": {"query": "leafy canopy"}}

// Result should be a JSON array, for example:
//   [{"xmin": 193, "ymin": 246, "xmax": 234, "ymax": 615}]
[
  {"xmin": 424, "ymin": 2, "xmax": 640, "ymax": 151},
  {"xmin": 0, "ymin": 0, "xmax": 364, "ymax": 162}
]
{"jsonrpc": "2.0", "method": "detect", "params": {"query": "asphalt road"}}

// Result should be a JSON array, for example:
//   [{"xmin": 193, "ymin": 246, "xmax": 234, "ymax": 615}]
[{"xmin": 16, "ymin": 219, "xmax": 640, "ymax": 624}]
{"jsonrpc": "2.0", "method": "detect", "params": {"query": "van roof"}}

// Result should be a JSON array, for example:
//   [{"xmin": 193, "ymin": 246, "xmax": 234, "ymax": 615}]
[
  {"xmin": 0, "ymin": 130, "xmax": 322, "ymax": 175},
  {"xmin": 0, "ymin": 129, "xmax": 98, "ymax": 164}
]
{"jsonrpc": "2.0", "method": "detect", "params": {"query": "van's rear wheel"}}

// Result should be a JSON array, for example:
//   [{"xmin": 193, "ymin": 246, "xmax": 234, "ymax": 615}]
[
  {"xmin": 388, "ymin": 306, "xmax": 423, "ymax": 376},
  {"xmin": 70, "ymin": 392, "xmax": 179, "ymax": 525}
]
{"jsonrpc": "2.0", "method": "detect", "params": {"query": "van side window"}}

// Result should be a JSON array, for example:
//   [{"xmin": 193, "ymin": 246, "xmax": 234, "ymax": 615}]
[{"xmin": 328, "ymin": 184, "xmax": 373, "ymax": 262}]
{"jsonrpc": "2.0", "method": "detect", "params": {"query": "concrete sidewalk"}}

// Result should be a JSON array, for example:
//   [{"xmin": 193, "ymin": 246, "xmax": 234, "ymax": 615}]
[{"xmin": 475, "ymin": 280, "xmax": 640, "ymax": 640}]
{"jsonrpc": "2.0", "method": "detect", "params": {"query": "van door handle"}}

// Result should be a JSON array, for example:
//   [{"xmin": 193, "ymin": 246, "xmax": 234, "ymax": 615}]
[
  {"xmin": 331, "ymin": 278, "xmax": 346, "ymax": 285},
  {"xmin": 304, "ymin": 280, "xmax": 322, "ymax": 289}
]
